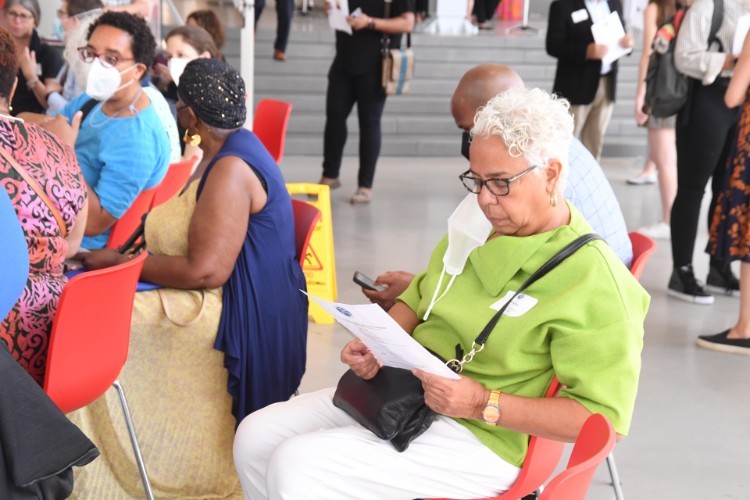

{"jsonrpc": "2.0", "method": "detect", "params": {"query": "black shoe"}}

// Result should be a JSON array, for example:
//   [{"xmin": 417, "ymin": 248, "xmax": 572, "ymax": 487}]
[
  {"xmin": 667, "ymin": 265, "xmax": 714, "ymax": 305},
  {"xmin": 696, "ymin": 330, "xmax": 750, "ymax": 355},
  {"xmin": 705, "ymin": 264, "xmax": 740, "ymax": 297}
]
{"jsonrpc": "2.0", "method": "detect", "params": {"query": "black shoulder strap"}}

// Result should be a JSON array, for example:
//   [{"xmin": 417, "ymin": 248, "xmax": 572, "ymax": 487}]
[
  {"xmin": 474, "ymin": 233, "xmax": 602, "ymax": 346},
  {"xmin": 708, "ymin": 0, "xmax": 723, "ymax": 50},
  {"xmin": 79, "ymin": 98, "xmax": 100, "ymax": 125}
]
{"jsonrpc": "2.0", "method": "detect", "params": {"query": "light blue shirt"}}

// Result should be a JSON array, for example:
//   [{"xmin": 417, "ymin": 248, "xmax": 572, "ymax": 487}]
[
  {"xmin": 564, "ymin": 138, "xmax": 632, "ymax": 266},
  {"xmin": 57, "ymin": 92, "xmax": 169, "ymax": 249},
  {"xmin": 584, "ymin": 0, "xmax": 613, "ymax": 75}
]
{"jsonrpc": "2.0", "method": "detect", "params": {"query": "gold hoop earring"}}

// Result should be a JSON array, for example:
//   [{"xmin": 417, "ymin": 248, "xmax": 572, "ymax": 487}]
[
  {"xmin": 183, "ymin": 128, "xmax": 201, "ymax": 147},
  {"xmin": 549, "ymin": 193, "xmax": 557, "ymax": 207}
]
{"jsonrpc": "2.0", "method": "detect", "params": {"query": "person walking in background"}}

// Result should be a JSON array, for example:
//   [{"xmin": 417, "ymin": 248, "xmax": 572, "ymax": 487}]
[
  {"xmin": 255, "ymin": 0, "xmax": 294, "ymax": 61},
  {"xmin": 546, "ymin": 0, "xmax": 634, "ymax": 161},
  {"xmin": 633, "ymin": 0, "xmax": 678, "ymax": 239},
  {"xmin": 699, "ymin": 32, "xmax": 750, "ymax": 354},
  {"xmin": 668, "ymin": 0, "xmax": 745, "ymax": 304},
  {"xmin": 318, "ymin": 0, "xmax": 415, "ymax": 204}
]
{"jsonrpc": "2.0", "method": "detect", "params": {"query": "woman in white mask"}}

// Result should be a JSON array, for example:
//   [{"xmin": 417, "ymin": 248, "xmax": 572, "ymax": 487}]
[
  {"xmin": 35, "ymin": 12, "xmax": 170, "ymax": 250},
  {"xmin": 151, "ymin": 24, "xmax": 219, "ymax": 160},
  {"xmin": 233, "ymin": 87, "xmax": 651, "ymax": 500}
]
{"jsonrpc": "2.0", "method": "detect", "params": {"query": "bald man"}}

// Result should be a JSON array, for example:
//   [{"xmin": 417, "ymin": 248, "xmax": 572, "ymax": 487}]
[{"xmin": 362, "ymin": 64, "xmax": 632, "ymax": 310}]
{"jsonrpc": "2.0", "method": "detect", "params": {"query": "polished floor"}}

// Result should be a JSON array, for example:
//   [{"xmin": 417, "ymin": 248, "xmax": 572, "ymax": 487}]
[{"xmin": 279, "ymin": 154, "xmax": 750, "ymax": 500}]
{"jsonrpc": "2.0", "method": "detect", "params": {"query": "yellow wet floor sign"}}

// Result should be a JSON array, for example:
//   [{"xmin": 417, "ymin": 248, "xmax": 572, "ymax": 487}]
[{"xmin": 286, "ymin": 183, "xmax": 336, "ymax": 324}]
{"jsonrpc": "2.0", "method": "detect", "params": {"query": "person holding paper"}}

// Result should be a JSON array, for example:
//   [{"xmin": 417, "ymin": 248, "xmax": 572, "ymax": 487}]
[
  {"xmin": 233, "ymin": 87, "xmax": 649, "ymax": 499},
  {"xmin": 318, "ymin": 0, "xmax": 415, "ymax": 204},
  {"xmin": 546, "ymin": 0, "xmax": 633, "ymax": 160}
]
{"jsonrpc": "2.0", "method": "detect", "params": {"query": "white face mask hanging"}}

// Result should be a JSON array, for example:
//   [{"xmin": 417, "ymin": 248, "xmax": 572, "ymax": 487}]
[{"xmin": 423, "ymin": 193, "xmax": 493, "ymax": 320}]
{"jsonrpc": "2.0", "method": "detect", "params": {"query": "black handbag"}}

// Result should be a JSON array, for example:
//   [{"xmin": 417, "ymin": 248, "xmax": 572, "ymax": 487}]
[
  {"xmin": 333, "ymin": 367, "xmax": 435, "ymax": 452},
  {"xmin": 332, "ymin": 234, "xmax": 601, "ymax": 452}
]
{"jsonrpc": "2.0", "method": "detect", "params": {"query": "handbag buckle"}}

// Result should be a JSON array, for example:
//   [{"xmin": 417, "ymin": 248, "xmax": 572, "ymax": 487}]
[{"xmin": 445, "ymin": 342, "xmax": 485, "ymax": 374}]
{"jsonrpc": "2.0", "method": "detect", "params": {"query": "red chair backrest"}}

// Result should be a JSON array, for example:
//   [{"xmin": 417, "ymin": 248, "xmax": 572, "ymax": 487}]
[
  {"xmin": 628, "ymin": 231, "xmax": 657, "ymax": 280},
  {"xmin": 292, "ymin": 198, "xmax": 321, "ymax": 267},
  {"xmin": 538, "ymin": 414, "xmax": 616, "ymax": 500},
  {"xmin": 253, "ymin": 99, "xmax": 293, "ymax": 164},
  {"xmin": 151, "ymin": 158, "xmax": 194, "ymax": 209},
  {"xmin": 106, "ymin": 187, "xmax": 157, "ymax": 250},
  {"xmin": 43, "ymin": 253, "xmax": 147, "ymax": 414},
  {"xmin": 431, "ymin": 377, "xmax": 565, "ymax": 500}
]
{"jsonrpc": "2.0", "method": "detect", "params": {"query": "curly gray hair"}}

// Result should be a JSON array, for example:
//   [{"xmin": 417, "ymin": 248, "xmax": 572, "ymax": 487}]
[{"xmin": 471, "ymin": 87, "xmax": 573, "ymax": 184}]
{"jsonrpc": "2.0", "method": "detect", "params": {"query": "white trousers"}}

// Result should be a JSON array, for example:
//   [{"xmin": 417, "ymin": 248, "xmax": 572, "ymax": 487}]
[{"xmin": 233, "ymin": 387, "xmax": 520, "ymax": 500}]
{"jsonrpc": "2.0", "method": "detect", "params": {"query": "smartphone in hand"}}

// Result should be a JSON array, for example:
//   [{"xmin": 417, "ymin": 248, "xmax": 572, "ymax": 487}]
[{"xmin": 353, "ymin": 271, "xmax": 386, "ymax": 292}]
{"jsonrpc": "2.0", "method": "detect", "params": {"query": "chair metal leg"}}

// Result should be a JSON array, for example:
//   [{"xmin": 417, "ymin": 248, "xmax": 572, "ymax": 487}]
[
  {"xmin": 113, "ymin": 380, "xmax": 154, "ymax": 500},
  {"xmin": 606, "ymin": 452, "xmax": 625, "ymax": 500}
]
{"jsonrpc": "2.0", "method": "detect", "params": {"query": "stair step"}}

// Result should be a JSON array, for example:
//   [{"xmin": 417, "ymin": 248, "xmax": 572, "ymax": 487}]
[{"xmin": 243, "ymin": 17, "xmax": 649, "ymax": 158}]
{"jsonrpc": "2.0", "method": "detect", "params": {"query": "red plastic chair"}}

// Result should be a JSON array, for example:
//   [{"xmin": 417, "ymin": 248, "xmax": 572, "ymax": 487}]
[
  {"xmin": 431, "ymin": 377, "xmax": 565, "ymax": 500},
  {"xmin": 597, "ymin": 231, "xmax": 657, "ymax": 500},
  {"xmin": 538, "ymin": 414, "xmax": 616, "ymax": 500},
  {"xmin": 628, "ymin": 231, "xmax": 657, "ymax": 281},
  {"xmin": 43, "ymin": 252, "xmax": 154, "ymax": 499},
  {"xmin": 292, "ymin": 198, "xmax": 321, "ymax": 267},
  {"xmin": 106, "ymin": 187, "xmax": 157, "ymax": 250},
  {"xmin": 151, "ymin": 157, "xmax": 194, "ymax": 209},
  {"xmin": 253, "ymin": 99, "xmax": 293, "ymax": 164}
]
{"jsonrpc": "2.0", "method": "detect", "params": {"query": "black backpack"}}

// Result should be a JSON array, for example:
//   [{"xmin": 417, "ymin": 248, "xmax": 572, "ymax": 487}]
[{"xmin": 644, "ymin": 0, "xmax": 723, "ymax": 118}]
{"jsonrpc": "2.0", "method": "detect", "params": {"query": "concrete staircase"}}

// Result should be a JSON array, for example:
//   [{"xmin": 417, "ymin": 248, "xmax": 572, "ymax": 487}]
[{"xmin": 225, "ymin": 14, "xmax": 647, "ymax": 158}]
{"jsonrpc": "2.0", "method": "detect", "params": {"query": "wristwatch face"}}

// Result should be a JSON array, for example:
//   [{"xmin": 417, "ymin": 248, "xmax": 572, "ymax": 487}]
[{"xmin": 482, "ymin": 406, "xmax": 500, "ymax": 424}]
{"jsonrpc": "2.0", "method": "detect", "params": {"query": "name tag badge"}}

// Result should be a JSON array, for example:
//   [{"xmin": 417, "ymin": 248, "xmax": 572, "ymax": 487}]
[
  {"xmin": 490, "ymin": 291, "xmax": 538, "ymax": 317},
  {"xmin": 571, "ymin": 8, "xmax": 589, "ymax": 23}
]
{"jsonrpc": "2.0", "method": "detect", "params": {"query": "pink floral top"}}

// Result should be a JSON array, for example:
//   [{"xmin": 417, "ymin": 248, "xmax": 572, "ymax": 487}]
[{"xmin": 0, "ymin": 117, "xmax": 86, "ymax": 384}]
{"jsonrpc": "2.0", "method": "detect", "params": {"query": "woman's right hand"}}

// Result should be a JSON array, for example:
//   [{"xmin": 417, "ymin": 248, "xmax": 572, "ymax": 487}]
[
  {"xmin": 635, "ymin": 99, "xmax": 648, "ymax": 126},
  {"xmin": 340, "ymin": 339, "xmax": 381, "ymax": 380}
]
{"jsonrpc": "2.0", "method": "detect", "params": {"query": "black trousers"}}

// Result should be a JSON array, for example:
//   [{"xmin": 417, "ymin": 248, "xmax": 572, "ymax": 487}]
[
  {"xmin": 473, "ymin": 0, "xmax": 502, "ymax": 23},
  {"xmin": 671, "ymin": 78, "xmax": 740, "ymax": 268},
  {"xmin": 322, "ymin": 65, "xmax": 387, "ymax": 189},
  {"xmin": 255, "ymin": 0, "xmax": 294, "ymax": 52}
]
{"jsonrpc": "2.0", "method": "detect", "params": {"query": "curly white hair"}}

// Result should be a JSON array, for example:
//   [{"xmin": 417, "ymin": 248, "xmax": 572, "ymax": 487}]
[{"xmin": 471, "ymin": 87, "xmax": 573, "ymax": 183}]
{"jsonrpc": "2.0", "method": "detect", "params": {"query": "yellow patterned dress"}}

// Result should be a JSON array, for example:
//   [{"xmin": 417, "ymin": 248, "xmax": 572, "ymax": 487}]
[{"xmin": 69, "ymin": 180, "xmax": 242, "ymax": 499}]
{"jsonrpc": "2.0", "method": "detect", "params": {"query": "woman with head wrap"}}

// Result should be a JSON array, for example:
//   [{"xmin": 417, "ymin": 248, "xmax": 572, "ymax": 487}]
[{"xmin": 71, "ymin": 59, "xmax": 309, "ymax": 498}]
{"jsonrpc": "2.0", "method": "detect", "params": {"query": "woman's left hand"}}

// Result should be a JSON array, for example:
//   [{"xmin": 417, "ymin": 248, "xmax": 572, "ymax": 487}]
[
  {"xmin": 413, "ymin": 368, "xmax": 488, "ymax": 420},
  {"xmin": 18, "ymin": 47, "xmax": 38, "ymax": 81},
  {"xmin": 74, "ymin": 249, "xmax": 129, "ymax": 270},
  {"xmin": 348, "ymin": 13, "xmax": 371, "ymax": 31}
]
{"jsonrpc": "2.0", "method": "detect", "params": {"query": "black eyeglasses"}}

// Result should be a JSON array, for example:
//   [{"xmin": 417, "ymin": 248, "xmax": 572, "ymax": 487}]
[
  {"xmin": 6, "ymin": 10, "xmax": 34, "ymax": 21},
  {"xmin": 458, "ymin": 165, "xmax": 540, "ymax": 197},
  {"xmin": 78, "ymin": 46, "xmax": 135, "ymax": 69}
]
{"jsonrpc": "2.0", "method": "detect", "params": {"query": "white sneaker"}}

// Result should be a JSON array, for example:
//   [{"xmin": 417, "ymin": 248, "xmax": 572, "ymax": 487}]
[
  {"xmin": 626, "ymin": 173, "xmax": 657, "ymax": 185},
  {"xmin": 639, "ymin": 222, "xmax": 670, "ymax": 240}
]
